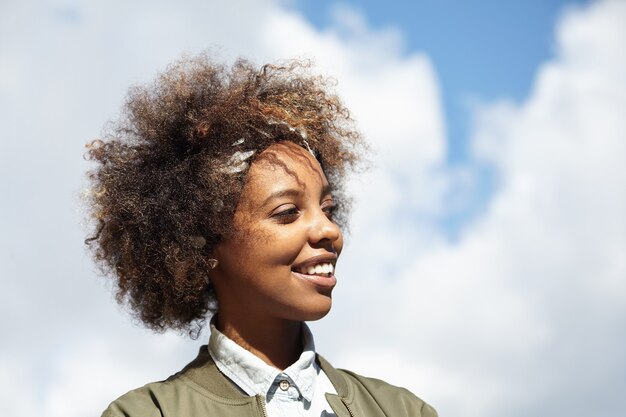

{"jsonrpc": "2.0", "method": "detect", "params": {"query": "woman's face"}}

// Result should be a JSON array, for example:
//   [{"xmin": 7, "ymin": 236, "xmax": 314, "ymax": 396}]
[{"xmin": 211, "ymin": 141, "xmax": 344, "ymax": 323}]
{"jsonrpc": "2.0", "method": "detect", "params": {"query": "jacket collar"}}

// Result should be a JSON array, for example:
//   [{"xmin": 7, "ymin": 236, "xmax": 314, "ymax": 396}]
[
  {"xmin": 174, "ymin": 345, "xmax": 350, "ymax": 401},
  {"xmin": 316, "ymin": 354, "xmax": 349, "ymax": 398}
]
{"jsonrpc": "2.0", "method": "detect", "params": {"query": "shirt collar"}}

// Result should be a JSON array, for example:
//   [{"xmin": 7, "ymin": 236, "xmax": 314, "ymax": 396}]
[{"xmin": 208, "ymin": 321, "xmax": 319, "ymax": 403}]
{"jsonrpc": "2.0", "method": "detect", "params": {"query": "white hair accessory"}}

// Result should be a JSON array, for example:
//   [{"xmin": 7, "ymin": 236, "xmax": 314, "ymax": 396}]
[
  {"xmin": 266, "ymin": 118, "xmax": 315, "ymax": 156},
  {"xmin": 217, "ymin": 121, "xmax": 316, "ymax": 175},
  {"xmin": 297, "ymin": 129, "xmax": 314, "ymax": 156},
  {"xmin": 218, "ymin": 149, "xmax": 256, "ymax": 174}
]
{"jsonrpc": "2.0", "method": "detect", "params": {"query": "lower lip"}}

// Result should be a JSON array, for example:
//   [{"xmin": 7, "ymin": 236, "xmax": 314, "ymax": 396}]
[{"xmin": 292, "ymin": 271, "xmax": 337, "ymax": 288}]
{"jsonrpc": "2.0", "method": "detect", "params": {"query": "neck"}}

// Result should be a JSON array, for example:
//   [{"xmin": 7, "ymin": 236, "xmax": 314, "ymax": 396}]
[{"xmin": 216, "ymin": 313, "xmax": 303, "ymax": 370}]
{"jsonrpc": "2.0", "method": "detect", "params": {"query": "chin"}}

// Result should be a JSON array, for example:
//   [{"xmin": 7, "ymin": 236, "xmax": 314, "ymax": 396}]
[{"xmin": 300, "ymin": 299, "xmax": 333, "ymax": 322}]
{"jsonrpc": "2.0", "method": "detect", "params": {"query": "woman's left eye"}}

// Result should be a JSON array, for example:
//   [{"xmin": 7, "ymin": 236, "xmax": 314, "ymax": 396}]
[{"xmin": 272, "ymin": 207, "xmax": 300, "ymax": 224}]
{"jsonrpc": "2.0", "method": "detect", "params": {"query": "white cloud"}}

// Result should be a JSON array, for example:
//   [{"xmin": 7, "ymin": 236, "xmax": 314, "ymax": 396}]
[
  {"xmin": 331, "ymin": 1, "xmax": 626, "ymax": 416},
  {"xmin": 40, "ymin": 334, "xmax": 197, "ymax": 417}
]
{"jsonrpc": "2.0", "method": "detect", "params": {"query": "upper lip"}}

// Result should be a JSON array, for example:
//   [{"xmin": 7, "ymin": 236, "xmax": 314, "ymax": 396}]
[{"xmin": 291, "ymin": 253, "xmax": 338, "ymax": 271}]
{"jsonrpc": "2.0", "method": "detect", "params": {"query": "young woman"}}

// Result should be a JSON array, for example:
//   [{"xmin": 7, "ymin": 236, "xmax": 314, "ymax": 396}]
[{"xmin": 86, "ymin": 54, "xmax": 437, "ymax": 417}]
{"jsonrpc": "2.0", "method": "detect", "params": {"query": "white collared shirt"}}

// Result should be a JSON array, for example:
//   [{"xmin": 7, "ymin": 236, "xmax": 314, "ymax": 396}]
[{"xmin": 208, "ymin": 322, "xmax": 338, "ymax": 417}]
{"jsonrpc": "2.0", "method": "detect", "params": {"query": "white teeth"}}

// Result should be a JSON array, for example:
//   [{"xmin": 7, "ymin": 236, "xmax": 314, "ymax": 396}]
[{"xmin": 299, "ymin": 263, "xmax": 334, "ymax": 276}]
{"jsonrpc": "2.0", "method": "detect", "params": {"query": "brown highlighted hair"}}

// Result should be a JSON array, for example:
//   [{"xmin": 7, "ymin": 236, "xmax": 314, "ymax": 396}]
[{"xmin": 84, "ymin": 53, "xmax": 363, "ymax": 336}]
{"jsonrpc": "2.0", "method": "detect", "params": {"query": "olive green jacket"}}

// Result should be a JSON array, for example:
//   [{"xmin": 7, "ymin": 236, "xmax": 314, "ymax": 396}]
[{"xmin": 102, "ymin": 346, "xmax": 438, "ymax": 417}]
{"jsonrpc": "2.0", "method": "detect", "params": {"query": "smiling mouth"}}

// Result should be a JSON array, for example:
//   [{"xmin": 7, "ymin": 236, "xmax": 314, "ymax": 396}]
[{"xmin": 293, "ymin": 262, "xmax": 335, "ymax": 277}]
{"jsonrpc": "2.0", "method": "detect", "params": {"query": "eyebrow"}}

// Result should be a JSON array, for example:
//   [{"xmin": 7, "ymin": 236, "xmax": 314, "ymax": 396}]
[{"xmin": 261, "ymin": 184, "xmax": 333, "ymax": 207}]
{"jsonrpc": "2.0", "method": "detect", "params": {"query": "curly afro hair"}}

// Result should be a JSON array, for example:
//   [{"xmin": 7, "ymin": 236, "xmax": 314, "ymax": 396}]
[{"xmin": 84, "ymin": 53, "xmax": 364, "ymax": 336}]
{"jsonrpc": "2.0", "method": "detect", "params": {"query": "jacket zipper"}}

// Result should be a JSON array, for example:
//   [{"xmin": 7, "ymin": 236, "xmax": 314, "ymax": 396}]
[
  {"xmin": 255, "ymin": 394, "xmax": 269, "ymax": 417},
  {"xmin": 341, "ymin": 397, "xmax": 356, "ymax": 417}
]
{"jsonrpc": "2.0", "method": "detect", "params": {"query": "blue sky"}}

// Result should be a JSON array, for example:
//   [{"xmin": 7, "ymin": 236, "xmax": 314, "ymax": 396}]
[{"xmin": 295, "ymin": 0, "xmax": 588, "ymax": 162}]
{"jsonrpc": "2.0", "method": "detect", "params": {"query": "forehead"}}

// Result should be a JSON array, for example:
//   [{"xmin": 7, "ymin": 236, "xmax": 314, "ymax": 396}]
[{"xmin": 241, "ymin": 142, "xmax": 328, "ymax": 205}]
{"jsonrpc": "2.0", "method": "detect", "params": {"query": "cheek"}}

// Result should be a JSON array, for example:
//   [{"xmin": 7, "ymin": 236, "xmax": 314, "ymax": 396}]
[
  {"xmin": 232, "ymin": 224, "xmax": 305, "ymax": 268},
  {"xmin": 261, "ymin": 228, "xmax": 306, "ymax": 267}
]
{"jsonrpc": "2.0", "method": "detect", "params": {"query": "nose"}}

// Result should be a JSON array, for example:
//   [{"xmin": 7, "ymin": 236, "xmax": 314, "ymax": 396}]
[{"xmin": 308, "ymin": 208, "xmax": 341, "ymax": 246}]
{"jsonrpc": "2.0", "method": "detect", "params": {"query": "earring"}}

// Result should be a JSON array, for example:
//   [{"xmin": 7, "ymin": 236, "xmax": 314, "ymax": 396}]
[{"xmin": 207, "ymin": 258, "xmax": 218, "ymax": 270}]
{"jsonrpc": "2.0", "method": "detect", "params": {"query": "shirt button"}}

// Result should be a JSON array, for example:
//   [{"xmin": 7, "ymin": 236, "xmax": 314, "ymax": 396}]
[{"xmin": 279, "ymin": 380, "xmax": 290, "ymax": 391}]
